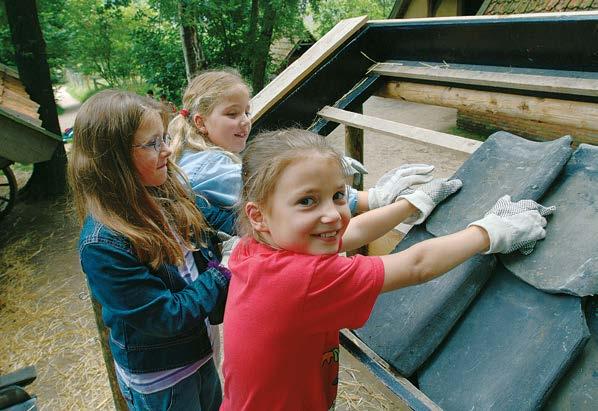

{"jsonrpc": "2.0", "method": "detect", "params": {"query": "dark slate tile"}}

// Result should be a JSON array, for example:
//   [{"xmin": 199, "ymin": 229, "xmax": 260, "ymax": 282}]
[
  {"xmin": 426, "ymin": 131, "xmax": 572, "ymax": 238},
  {"xmin": 354, "ymin": 225, "xmax": 496, "ymax": 376},
  {"xmin": 501, "ymin": 144, "xmax": 598, "ymax": 296},
  {"xmin": 418, "ymin": 264, "xmax": 589, "ymax": 411},
  {"xmin": 545, "ymin": 296, "xmax": 598, "ymax": 410}
]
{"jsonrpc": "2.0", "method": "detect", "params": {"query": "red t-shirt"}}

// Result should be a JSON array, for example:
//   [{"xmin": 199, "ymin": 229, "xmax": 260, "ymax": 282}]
[{"xmin": 221, "ymin": 237, "xmax": 385, "ymax": 411}]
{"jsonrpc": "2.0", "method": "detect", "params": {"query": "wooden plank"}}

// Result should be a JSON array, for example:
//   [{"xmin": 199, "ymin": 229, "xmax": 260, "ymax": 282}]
[
  {"xmin": 379, "ymin": 81, "xmax": 598, "ymax": 132},
  {"xmin": 0, "ymin": 106, "xmax": 43, "ymax": 127},
  {"xmin": 1, "ymin": 87, "xmax": 40, "ymax": 112},
  {"xmin": 91, "ymin": 298, "xmax": 129, "ymax": 410},
  {"xmin": 318, "ymin": 106, "xmax": 481, "ymax": 154},
  {"xmin": 250, "ymin": 15, "xmax": 368, "ymax": 123},
  {"xmin": 340, "ymin": 330, "xmax": 441, "ymax": 411},
  {"xmin": 0, "ymin": 108, "xmax": 60, "ymax": 163},
  {"xmin": 0, "ymin": 62, "xmax": 20, "ymax": 79},
  {"xmin": 371, "ymin": 62, "xmax": 598, "ymax": 98},
  {"xmin": 457, "ymin": 110, "xmax": 597, "ymax": 145},
  {"xmin": 310, "ymin": 75, "xmax": 383, "ymax": 136},
  {"xmin": 3, "ymin": 72, "xmax": 28, "ymax": 94},
  {"xmin": 0, "ymin": 100, "xmax": 40, "ymax": 121}
]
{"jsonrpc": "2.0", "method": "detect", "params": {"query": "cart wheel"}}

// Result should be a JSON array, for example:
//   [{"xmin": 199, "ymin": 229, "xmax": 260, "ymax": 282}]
[{"xmin": 0, "ymin": 166, "xmax": 17, "ymax": 220}]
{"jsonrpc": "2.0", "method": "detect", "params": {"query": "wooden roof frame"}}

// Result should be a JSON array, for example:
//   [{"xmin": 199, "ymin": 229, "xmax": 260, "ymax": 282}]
[{"xmin": 250, "ymin": 12, "xmax": 598, "ymax": 136}]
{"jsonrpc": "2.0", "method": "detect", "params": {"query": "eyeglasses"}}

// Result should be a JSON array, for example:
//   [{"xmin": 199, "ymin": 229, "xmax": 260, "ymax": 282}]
[{"xmin": 133, "ymin": 134, "xmax": 172, "ymax": 152}]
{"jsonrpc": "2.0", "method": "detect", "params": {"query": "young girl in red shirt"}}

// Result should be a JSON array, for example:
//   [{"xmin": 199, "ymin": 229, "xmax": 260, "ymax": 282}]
[{"xmin": 221, "ymin": 128, "xmax": 554, "ymax": 410}]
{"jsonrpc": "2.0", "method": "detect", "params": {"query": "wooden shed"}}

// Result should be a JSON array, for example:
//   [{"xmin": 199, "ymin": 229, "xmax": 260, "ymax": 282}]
[{"xmin": 249, "ymin": 11, "xmax": 598, "ymax": 410}]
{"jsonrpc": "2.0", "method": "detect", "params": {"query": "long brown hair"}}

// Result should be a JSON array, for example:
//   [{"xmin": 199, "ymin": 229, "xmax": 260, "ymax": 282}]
[
  {"xmin": 169, "ymin": 69, "xmax": 249, "ymax": 161},
  {"xmin": 238, "ymin": 129, "xmax": 348, "ymax": 239},
  {"xmin": 68, "ymin": 90, "xmax": 208, "ymax": 269}
]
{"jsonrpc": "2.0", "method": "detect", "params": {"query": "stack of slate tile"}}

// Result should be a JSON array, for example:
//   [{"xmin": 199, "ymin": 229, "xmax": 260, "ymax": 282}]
[{"xmin": 355, "ymin": 131, "xmax": 598, "ymax": 410}]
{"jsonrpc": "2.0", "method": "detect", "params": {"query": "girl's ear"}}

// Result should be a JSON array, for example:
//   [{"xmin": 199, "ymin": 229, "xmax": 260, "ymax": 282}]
[
  {"xmin": 246, "ymin": 202, "xmax": 269, "ymax": 233},
  {"xmin": 192, "ymin": 114, "xmax": 207, "ymax": 134}
]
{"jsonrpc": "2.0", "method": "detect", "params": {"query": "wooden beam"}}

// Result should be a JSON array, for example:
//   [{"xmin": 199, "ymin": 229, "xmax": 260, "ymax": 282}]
[
  {"xmin": 91, "ymin": 298, "xmax": 128, "ymax": 410},
  {"xmin": 378, "ymin": 81, "xmax": 598, "ymax": 131},
  {"xmin": 318, "ymin": 106, "xmax": 481, "ymax": 154},
  {"xmin": 310, "ymin": 75, "xmax": 383, "ymax": 136},
  {"xmin": 250, "ymin": 16, "xmax": 368, "ymax": 124},
  {"xmin": 340, "ymin": 330, "xmax": 441, "ymax": 410},
  {"xmin": 370, "ymin": 62, "xmax": 598, "ymax": 98},
  {"xmin": 0, "ymin": 106, "xmax": 43, "ymax": 127}
]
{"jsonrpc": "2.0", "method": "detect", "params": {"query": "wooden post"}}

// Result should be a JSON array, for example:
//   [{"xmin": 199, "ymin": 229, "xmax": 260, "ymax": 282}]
[
  {"xmin": 345, "ymin": 104, "xmax": 368, "ymax": 256},
  {"xmin": 345, "ymin": 106, "xmax": 364, "ymax": 192},
  {"xmin": 90, "ymin": 297, "xmax": 128, "ymax": 411}
]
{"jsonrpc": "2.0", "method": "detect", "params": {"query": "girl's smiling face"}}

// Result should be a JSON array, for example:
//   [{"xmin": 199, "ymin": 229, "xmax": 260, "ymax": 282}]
[
  {"xmin": 199, "ymin": 84, "xmax": 251, "ymax": 153},
  {"xmin": 253, "ymin": 154, "xmax": 350, "ymax": 255},
  {"xmin": 132, "ymin": 111, "xmax": 172, "ymax": 186}
]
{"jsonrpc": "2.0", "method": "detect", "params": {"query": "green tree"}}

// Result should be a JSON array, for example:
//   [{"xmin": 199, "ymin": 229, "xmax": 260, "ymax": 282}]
[
  {"xmin": 130, "ymin": 8, "xmax": 187, "ymax": 102},
  {"xmin": 66, "ymin": 0, "xmax": 140, "ymax": 87},
  {"xmin": 309, "ymin": 0, "xmax": 394, "ymax": 37}
]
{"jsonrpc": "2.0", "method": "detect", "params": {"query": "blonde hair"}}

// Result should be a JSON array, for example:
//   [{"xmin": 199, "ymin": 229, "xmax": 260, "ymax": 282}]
[
  {"xmin": 68, "ymin": 90, "xmax": 208, "ymax": 269},
  {"xmin": 169, "ymin": 68, "xmax": 250, "ymax": 161},
  {"xmin": 238, "ymin": 129, "xmax": 348, "ymax": 239}
]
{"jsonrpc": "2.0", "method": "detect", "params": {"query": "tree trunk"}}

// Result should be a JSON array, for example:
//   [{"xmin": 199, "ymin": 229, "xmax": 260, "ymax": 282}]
[
  {"xmin": 245, "ymin": 0, "xmax": 259, "ymax": 70},
  {"xmin": 4, "ymin": 0, "xmax": 67, "ymax": 201},
  {"xmin": 251, "ymin": 0, "xmax": 277, "ymax": 92},
  {"xmin": 178, "ymin": 0, "xmax": 205, "ymax": 82}
]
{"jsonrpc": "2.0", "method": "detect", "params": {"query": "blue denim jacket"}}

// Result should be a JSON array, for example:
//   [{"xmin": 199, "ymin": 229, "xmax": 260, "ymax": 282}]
[
  {"xmin": 78, "ymin": 216, "xmax": 228, "ymax": 373},
  {"xmin": 178, "ymin": 150, "xmax": 360, "ymax": 236}
]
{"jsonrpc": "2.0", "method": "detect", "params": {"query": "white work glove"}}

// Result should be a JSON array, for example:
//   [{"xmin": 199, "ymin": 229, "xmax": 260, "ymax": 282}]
[
  {"xmin": 398, "ymin": 178, "xmax": 463, "ymax": 225},
  {"xmin": 368, "ymin": 164, "xmax": 435, "ymax": 210},
  {"xmin": 468, "ymin": 195, "xmax": 555, "ymax": 255},
  {"xmin": 342, "ymin": 156, "xmax": 368, "ymax": 176},
  {"xmin": 219, "ymin": 235, "xmax": 241, "ymax": 268}
]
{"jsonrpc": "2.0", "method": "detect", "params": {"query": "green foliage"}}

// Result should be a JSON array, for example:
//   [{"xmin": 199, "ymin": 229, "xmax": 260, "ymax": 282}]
[
  {"xmin": 2, "ymin": 0, "xmax": 395, "ymax": 101},
  {"xmin": 130, "ymin": 8, "xmax": 187, "ymax": 103},
  {"xmin": 65, "ymin": 0, "xmax": 140, "ymax": 87},
  {"xmin": 309, "ymin": 0, "xmax": 394, "ymax": 37},
  {"xmin": 38, "ymin": 0, "xmax": 73, "ymax": 83},
  {"xmin": 0, "ymin": 6, "xmax": 15, "ymax": 67}
]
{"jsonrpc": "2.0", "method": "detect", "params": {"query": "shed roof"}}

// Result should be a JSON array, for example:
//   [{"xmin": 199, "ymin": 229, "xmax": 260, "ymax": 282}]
[{"xmin": 478, "ymin": 0, "xmax": 598, "ymax": 15}]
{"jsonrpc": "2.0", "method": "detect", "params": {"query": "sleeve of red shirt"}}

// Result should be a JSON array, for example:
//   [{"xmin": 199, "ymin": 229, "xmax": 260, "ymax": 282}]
[{"xmin": 300, "ymin": 254, "xmax": 385, "ymax": 333}]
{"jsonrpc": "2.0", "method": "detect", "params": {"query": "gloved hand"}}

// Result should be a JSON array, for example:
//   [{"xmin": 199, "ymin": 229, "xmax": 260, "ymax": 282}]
[
  {"xmin": 398, "ymin": 178, "xmax": 463, "ymax": 224},
  {"xmin": 368, "ymin": 163, "xmax": 435, "ymax": 209},
  {"xmin": 342, "ymin": 156, "xmax": 368, "ymax": 176},
  {"xmin": 468, "ymin": 195, "xmax": 555, "ymax": 255},
  {"xmin": 220, "ymin": 235, "xmax": 241, "ymax": 268}
]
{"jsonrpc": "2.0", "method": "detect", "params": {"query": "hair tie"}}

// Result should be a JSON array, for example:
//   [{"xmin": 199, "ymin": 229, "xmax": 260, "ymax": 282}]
[{"xmin": 179, "ymin": 109, "xmax": 190, "ymax": 118}]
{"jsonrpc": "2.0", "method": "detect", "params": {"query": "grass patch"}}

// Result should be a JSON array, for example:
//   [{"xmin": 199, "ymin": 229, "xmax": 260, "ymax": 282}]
[
  {"xmin": 66, "ymin": 78, "xmax": 151, "ymax": 104},
  {"xmin": 65, "ymin": 84, "xmax": 109, "ymax": 103},
  {"xmin": 12, "ymin": 163, "xmax": 33, "ymax": 173}
]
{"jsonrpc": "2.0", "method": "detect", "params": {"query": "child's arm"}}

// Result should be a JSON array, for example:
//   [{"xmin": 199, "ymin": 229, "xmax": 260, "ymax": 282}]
[
  {"xmin": 341, "ymin": 178, "xmax": 462, "ymax": 251},
  {"xmin": 380, "ymin": 226, "xmax": 489, "ymax": 291},
  {"xmin": 379, "ymin": 195, "xmax": 554, "ymax": 293},
  {"xmin": 81, "ymin": 243, "xmax": 229, "ymax": 336},
  {"xmin": 341, "ymin": 199, "xmax": 419, "ymax": 252}
]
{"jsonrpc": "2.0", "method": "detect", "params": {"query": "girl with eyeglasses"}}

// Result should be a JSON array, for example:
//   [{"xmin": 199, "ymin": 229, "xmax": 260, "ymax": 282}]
[{"xmin": 69, "ymin": 90, "xmax": 228, "ymax": 410}]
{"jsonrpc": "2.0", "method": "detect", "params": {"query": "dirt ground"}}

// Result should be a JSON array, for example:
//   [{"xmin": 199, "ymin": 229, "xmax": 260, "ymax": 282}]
[{"xmin": 0, "ymin": 97, "xmax": 471, "ymax": 410}]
